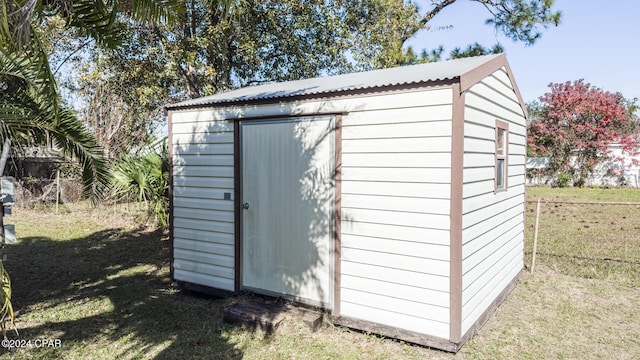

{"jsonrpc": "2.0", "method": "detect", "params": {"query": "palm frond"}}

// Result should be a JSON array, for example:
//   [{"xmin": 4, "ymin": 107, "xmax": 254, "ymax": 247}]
[
  {"xmin": 131, "ymin": 0, "xmax": 185, "ymax": 25},
  {"xmin": 39, "ymin": 109, "xmax": 109, "ymax": 200},
  {"xmin": 0, "ymin": 0, "xmax": 38, "ymax": 49},
  {"xmin": 0, "ymin": 31, "xmax": 61, "ymax": 123},
  {"xmin": 60, "ymin": 0, "xmax": 122, "ymax": 48},
  {"xmin": 1, "ymin": 48, "xmax": 109, "ymax": 200}
]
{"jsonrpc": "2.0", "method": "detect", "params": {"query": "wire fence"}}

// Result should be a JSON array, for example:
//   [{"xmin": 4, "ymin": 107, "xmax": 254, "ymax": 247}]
[
  {"xmin": 13, "ymin": 178, "xmax": 84, "ymax": 208},
  {"xmin": 525, "ymin": 199, "xmax": 640, "ymax": 283}
]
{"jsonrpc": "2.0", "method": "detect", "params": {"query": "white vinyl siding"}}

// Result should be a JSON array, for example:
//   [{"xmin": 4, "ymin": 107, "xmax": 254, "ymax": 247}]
[
  {"xmin": 171, "ymin": 110, "xmax": 236, "ymax": 291},
  {"xmin": 460, "ymin": 68, "xmax": 526, "ymax": 334},
  {"xmin": 339, "ymin": 88, "xmax": 453, "ymax": 339}
]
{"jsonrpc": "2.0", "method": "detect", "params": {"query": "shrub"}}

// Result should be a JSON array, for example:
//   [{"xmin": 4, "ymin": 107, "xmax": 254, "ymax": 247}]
[
  {"xmin": 555, "ymin": 172, "xmax": 572, "ymax": 188},
  {"xmin": 110, "ymin": 141, "xmax": 169, "ymax": 228}
]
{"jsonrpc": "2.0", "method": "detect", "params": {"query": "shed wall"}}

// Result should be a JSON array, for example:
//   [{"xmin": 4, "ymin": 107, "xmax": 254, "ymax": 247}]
[
  {"xmin": 460, "ymin": 68, "xmax": 526, "ymax": 334},
  {"xmin": 339, "ymin": 87, "xmax": 453, "ymax": 339},
  {"xmin": 171, "ymin": 110, "xmax": 236, "ymax": 291},
  {"xmin": 169, "ymin": 87, "xmax": 457, "ymax": 328},
  {"xmin": 171, "ymin": 80, "xmax": 525, "ymax": 341},
  {"xmin": 167, "ymin": 55, "xmax": 529, "ymax": 350}
]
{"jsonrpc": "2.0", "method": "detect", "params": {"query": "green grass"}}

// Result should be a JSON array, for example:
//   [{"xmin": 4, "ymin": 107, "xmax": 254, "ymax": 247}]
[
  {"xmin": 2, "ymin": 203, "xmax": 242, "ymax": 359},
  {"xmin": 526, "ymin": 186, "xmax": 640, "ymax": 202},
  {"xmin": 0, "ymin": 192, "xmax": 639, "ymax": 359}
]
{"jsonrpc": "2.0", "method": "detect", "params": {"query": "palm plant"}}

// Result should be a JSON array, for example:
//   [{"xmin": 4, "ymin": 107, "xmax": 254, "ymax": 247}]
[
  {"xmin": 0, "ymin": 46, "xmax": 109, "ymax": 198},
  {"xmin": 110, "ymin": 140, "xmax": 169, "ymax": 228}
]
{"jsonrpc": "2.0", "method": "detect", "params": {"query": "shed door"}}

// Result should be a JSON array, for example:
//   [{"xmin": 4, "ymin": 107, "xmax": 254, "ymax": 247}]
[{"xmin": 241, "ymin": 116, "xmax": 335, "ymax": 308}]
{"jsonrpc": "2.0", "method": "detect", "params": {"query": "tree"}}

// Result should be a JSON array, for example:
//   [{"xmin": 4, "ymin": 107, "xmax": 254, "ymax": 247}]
[
  {"xmin": 150, "ymin": 0, "xmax": 417, "ymax": 97},
  {"xmin": 527, "ymin": 80, "xmax": 639, "ymax": 186},
  {"xmin": 80, "ymin": 0, "xmax": 561, "ymax": 100},
  {"xmin": 449, "ymin": 42, "xmax": 504, "ymax": 60},
  {"xmin": 39, "ymin": 0, "xmax": 560, "ymax": 157},
  {"xmin": 352, "ymin": 0, "xmax": 561, "ymax": 68},
  {"xmin": 74, "ymin": 38, "xmax": 176, "ymax": 157},
  {"xmin": 1, "ymin": 0, "xmax": 184, "ymax": 194}
]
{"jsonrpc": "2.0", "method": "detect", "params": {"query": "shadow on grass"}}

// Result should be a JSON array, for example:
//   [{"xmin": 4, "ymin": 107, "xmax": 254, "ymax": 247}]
[{"xmin": 2, "ymin": 227, "xmax": 242, "ymax": 359}]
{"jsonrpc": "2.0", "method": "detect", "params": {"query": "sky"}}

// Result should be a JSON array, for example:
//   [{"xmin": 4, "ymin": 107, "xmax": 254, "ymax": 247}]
[{"xmin": 407, "ymin": 0, "xmax": 640, "ymax": 104}]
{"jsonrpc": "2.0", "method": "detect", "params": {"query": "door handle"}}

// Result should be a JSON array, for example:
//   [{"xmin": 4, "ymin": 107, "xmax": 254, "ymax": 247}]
[{"xmin": 242, "ymin": 202, "xmax": 250, "ymax": 210}]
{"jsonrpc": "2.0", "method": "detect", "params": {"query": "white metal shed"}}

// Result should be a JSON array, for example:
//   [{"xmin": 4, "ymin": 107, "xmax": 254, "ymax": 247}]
[{"xmin": 165, "ymin": 54, "xmax": 527, "ymax": 352}]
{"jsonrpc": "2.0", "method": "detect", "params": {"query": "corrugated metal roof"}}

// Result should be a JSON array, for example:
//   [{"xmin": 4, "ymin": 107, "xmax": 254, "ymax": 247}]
[{"xmin": 167, "ymin": 54, "xmax": 503, "ymax": 110}]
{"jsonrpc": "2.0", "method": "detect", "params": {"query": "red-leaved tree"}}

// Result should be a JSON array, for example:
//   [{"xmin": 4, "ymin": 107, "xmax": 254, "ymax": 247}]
[{"xmin": 527, "ymin": 79, "xmax": 639, "ymax": 186}]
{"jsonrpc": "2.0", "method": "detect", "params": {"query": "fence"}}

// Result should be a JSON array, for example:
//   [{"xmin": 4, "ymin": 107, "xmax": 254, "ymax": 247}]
[
  {"xmin": 13, "ymin": 177, "xmax": 83, "ymax": 208},
  {"xmin": 526, "ymin": 199, "xmax": 640, "ymax": 282}
]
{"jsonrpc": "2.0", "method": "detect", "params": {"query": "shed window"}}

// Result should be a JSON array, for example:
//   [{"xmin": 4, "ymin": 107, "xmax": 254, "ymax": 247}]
[{"xmin": 495, "ymin": 120, "xmax": 509, "ymax": 192}]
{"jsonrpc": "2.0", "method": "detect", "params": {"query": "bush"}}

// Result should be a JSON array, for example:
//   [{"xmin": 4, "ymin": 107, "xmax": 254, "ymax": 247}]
[
  {"xmin": 555, "ymin": 172, "xmax": 572, "ymax": 188},
  {"xmin": 110, "ymin": 141, "xmax": 169, "ymax": 228}
]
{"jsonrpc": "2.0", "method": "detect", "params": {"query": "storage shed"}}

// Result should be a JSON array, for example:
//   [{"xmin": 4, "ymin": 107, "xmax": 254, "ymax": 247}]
[{"xmin": 165, "ymin": 54, "xmax": 527, "ymax": 352}]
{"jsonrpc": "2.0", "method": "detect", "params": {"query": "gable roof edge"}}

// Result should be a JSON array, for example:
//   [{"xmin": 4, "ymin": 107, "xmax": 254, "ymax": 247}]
[{"xmin": 459, "ymin": 53, "xmax": 528, "ymax": 119}]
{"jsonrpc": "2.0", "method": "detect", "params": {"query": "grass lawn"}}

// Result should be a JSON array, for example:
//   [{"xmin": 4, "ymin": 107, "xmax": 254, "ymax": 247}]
[
  {"xmin": 526, "ymin": 186, "xmax": 640, "ymax": 202},
  {"xmin": 1, "ymin": 189, "xmax": 639, "ymax": 359}
]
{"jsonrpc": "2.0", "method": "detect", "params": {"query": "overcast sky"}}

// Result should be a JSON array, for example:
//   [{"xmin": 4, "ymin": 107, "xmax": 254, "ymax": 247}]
[{"xmin": 408, "ymin": 0, "xmax": 640, "ymax": 103}]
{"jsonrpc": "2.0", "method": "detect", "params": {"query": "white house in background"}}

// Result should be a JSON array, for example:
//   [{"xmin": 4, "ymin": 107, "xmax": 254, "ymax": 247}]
[
  {"xmin": 164, "ymin": 54, "xmax": 527, "ymax": 352},
  {"xmin": 526, "ymin": 144, "xmax": 640, "ymax": 187},
  {"xmin": 590, "ymin": 143, "xmax": 640, "ymax": 187}
]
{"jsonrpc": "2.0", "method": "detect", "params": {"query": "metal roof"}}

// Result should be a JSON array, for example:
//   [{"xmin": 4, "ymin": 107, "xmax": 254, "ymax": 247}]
[{"xmin": 167, "ymin": 54, "xmax": 504, "ymax": 110}]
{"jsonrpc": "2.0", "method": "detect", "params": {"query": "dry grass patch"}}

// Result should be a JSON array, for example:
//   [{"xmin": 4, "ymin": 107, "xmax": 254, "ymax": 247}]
[
  {"xmin": 525, "ymin": 200, "xmax": 640, "ymax": 284},
  {"xmin": 466, "ymin": 268, "xmax": 640, "ymax": 359}
]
